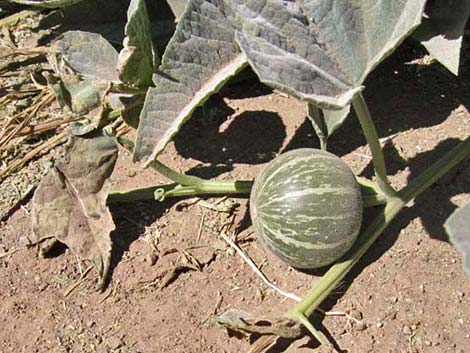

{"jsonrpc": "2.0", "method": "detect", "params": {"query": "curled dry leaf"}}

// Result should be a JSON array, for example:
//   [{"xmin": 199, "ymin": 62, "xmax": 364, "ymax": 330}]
[
  {"xmin": 208, "ymin": 309, "xmax": 302, "ymax": 339},
  {"xmin": 31, "ymin": 131, "xmax": 118, "ymax": 290}
]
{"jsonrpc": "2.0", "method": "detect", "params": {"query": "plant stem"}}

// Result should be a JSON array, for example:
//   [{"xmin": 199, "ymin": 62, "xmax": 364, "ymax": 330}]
[
  {"xmin": 289, "ymin": 136, "xmax": 470, "ymax": 337},
  {"xmin": 149, "ymin": 160, "xmax": 205, "ymax": 186},
  {"xmin": 108, "ymin": 178, "xmax": 386, "ymax": 206},
  {"xmin": 399, "ymin": 137, "xmax": 470, "ymax": 202},
  {"xmin": 107, "ymin": 180, "xmax": 253, "ymax": 203},
  {"xmin": 290, "ymin": 198, "xmax": 404, "ymax": 319},
  {"xmin": 352, "ymin": 93, "xmax": 397, "ymax": 199}
]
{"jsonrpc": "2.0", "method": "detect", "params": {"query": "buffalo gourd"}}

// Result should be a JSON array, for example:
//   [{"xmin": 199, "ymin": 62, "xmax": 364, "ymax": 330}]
[{"xmin": 250, "ymin": 148, "xmax": 363, "ymax": 269}]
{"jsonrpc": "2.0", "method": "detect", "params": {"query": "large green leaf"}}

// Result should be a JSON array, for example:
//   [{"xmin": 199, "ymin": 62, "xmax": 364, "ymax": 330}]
[
  {"xmin": 118, "ymin": 0, "xmax": 157, "ymax": 87},
  {"xmin": 413, "ymin": 0, "xmax": 470, "ymax": 76},
  {"xmin": 11, "ymin": 0, "xmax": 85, "ymax": 8},
  {"xmin": 133, "ymin": 0, "xmax": 248, "ymax": 163},
  {"xmin": 234, "ymin": 0, "xmax": 426, "ymax": 109},
  {"xmin": 445, "ymin": 202, "xmax": 470, "ymax": 276}
]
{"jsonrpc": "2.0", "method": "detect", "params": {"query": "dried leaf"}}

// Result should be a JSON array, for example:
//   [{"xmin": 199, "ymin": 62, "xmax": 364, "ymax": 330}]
[
  {"xmin": 209, "ymin": 309, "xmax": 302, "ymax": 339},
  {"xmin": 49, "ymin": 31, "xmax": 119, "ymax": 82},
  {"xmin": 47, "ymin": 74, "xmax": 110, "ymax": 115},
  {"xmin": 31, "ymin": 131, "xmax": 118, "ymax": 289}
]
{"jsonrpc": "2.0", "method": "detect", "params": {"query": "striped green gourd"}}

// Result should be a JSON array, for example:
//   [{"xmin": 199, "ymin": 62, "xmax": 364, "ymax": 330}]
[{"xmin": 250, "ymin": 148, "xmax": 363, "ymax": 269}]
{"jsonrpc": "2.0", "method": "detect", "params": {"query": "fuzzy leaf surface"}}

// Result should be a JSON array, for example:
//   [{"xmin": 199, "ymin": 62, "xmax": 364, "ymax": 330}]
[
  {"xmin": 413, "ymin": 0, "xmax": 470, "ymax": 76},
  {"xmin": 31, "ymin": 132, "xmax": 118, "ymax": 289},
  {"xmin": 445, "ymin": 202, "xmax": 470, "ymax": 276},
  {"xmin": 235, "ymin": 0, "xmax": 426, "ymax": 109},
  {"xmin": 50, "ymin": 31, "xmax": 119, "ymax": 82},
  {"xmin": 134, "ymin": 0, "xmax": 248, "ymax": 163},
  {"xmin": 118, "ymin": 0, "xmax": 156, "ymax": 87}
]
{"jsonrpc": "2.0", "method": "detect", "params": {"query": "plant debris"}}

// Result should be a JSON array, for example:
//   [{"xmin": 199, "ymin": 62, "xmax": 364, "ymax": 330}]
[{"xmin": 30, "ymin": 129, "xmax": 118, "ymax": 290}]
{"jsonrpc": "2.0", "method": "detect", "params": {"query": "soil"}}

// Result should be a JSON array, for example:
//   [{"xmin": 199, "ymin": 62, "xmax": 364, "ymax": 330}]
[{"xmin": 1, "ymin": 10, "xmax": 470, "ymax": 353}]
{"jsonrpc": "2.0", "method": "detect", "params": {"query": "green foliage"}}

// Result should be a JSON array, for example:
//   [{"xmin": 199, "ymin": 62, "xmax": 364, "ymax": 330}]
[
  {"xmin": 134, "ymin": 0, "xmax": 427, "ymax": 163},
  {"xmin": 118, "ymin": 0, "xmax": 156, "ymax": 87},
  {"xmin": 133, "ymin": 0, "xmax": 248, "ymax": 163}
]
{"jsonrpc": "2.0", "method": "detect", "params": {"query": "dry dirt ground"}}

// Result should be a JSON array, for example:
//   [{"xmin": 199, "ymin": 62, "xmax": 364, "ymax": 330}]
[{"xmin": 1, "ymin": 13, "xmax": 470, "ymax": 353}]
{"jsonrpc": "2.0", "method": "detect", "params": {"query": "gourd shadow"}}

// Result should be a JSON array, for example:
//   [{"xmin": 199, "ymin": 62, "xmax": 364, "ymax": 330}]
[
  {"xmin": 104, "ymin": 199, "xmax": 178, "ymax": 288},
  {"xmin": 174, "ymin": 109, "xmax": 287, "ymax": 178}
]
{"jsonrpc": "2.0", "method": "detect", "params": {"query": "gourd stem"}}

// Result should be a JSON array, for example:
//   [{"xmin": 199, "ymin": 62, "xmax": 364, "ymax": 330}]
[
  {"xmin": 107, "ymin": 181, "xmax": 253, "ymax": 203},
  {"xmin": 289, "ymin": 136, "xmax": 470, "ymax": 331},
  {"xmin": 290, "ymin": 312, "xmax": 327, "ymax": 346},
  {"xmin": 399, "ymin": 137, "xmax": 470, "ymax": 203},
  {"xmin": 352, "ymin": 93, "xmax": 397, "ymax": 199},
  {"xmin": 108, "ymin": 178, "xmax": 387, "ymax": 206},
  {"xmin": 149, "ymin": 160, "xmax": 205, "ymax": 186}
]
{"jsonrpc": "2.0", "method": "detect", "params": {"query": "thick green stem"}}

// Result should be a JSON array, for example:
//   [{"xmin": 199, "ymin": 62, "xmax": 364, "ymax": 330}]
[
  {"xmin": 150, "ymin": 160, "xmax": 205, "ymax": 186},
  {"xmin": 108, "ymin": 177, "xmax": 386, "ymax": 207},
  {"xmin": 352, "ymin": 93, "xmax": 397, "ymax": 199},
  {"xmin": 399, "ymin": 137, "xmax": 470, "ymax": 202},
  {"xmin": 289, "ymin": 136, "xmax": 470, "ymax": 336},
  {"xmin": 107, "ymin": 180, "xmax": 253, "ymax": 203}
]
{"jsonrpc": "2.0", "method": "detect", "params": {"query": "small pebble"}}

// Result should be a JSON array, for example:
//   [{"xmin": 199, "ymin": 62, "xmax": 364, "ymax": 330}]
[
  {"xmin": 376, "ymin": 322, "xmax": 383, "ymax": 328},
  {"xmin": 354, "ymin": 321, "xmax": 367, "ymax": 332},
  {"xmin": 148, "ymin": 253, "xmax": 158, "ymax": 266},
  {"xmin": 402, "ymin": 325, "xmax": 412, "ymax": 335},
  {"xmin": 106, "ymin": 336, "xmax": 123, "ymax": 350}
]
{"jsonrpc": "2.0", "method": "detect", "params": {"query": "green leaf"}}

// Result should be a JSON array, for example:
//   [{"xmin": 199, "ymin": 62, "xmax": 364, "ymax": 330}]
[
  {"xmin": 307, "ymin": 104, "xmax": 350, "ymax": 150},
  {"xmin": 50, "ymin": 31, "xmax": 119, "ymax": 82},
  {"xmin": 413, "ymin": 0, "xmax": 470, "ymax": 76},
  {"xmin": 445, "ymin": 203, "xmax": 470, "ymax": 276},
  {"xmin": 235, "ymin": 0, "xmax": 426, "ymax": 110},
  {"xmin": 118, "ymin": 0, "xmax": 157, "ymax": 87},
  {"xmin": 11, "ymin": 0, "xmax": 85, "ymax": 8},
  {"xmin": 39, "ymin": 0, "xmax": 176, "ymax": 52},
  {"xmin": 133, "ymin": 0, "xmax": 248, "ymax": 163}
]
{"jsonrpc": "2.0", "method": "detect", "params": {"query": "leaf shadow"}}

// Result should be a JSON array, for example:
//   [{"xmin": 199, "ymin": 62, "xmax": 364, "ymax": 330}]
[
  {"xmin": 105, "ymin": 199, "xmax": 178, "ymax": 287},
  {"xmin": 175, "ymin": 108, "xmax": 287, "ymax": 178}
]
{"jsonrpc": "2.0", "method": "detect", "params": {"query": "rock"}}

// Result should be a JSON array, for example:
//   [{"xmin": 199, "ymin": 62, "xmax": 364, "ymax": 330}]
[
  {"xmin": 402, "ymin": 325, "xmax": 412, "ymax": 335},
  {"xmin": 106, "ymin": 336, "xmax": 123, "ymax": 350}
]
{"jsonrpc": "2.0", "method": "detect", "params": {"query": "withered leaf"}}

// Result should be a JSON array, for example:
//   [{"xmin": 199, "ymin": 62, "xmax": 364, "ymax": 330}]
[
  {"xmin": 208, "ymin": 309, "xmax": 302, "ymax": 339},
  {"xmin": 31, "ymin": 131, "xmax": 118, "ymax": 290}
]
